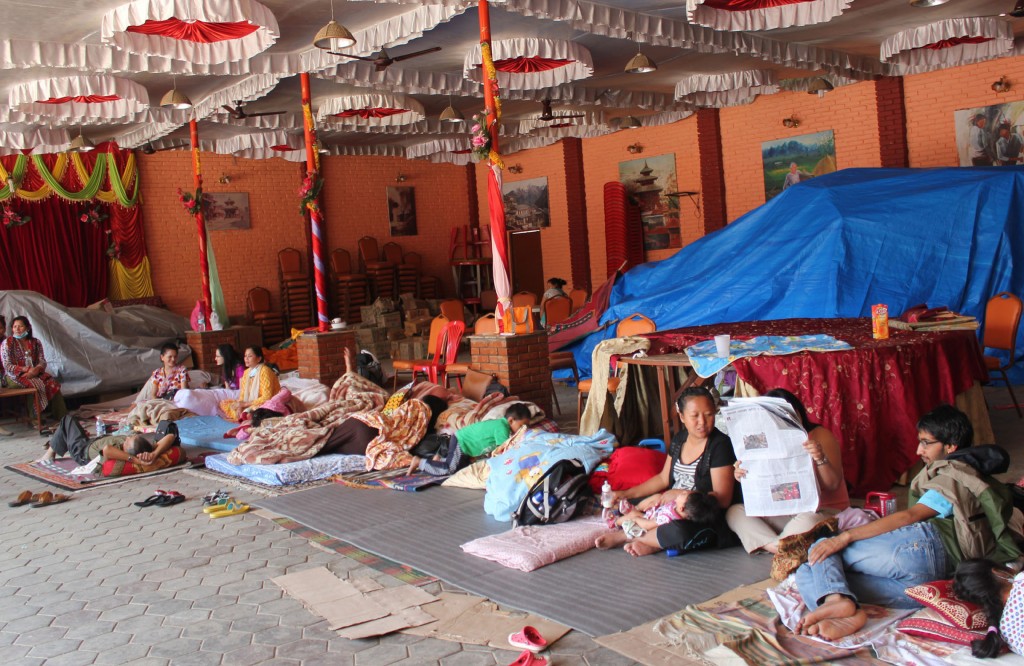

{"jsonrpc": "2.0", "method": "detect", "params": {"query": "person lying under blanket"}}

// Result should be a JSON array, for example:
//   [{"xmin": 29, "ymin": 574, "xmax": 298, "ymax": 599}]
[
  {"xmin": 40, "ymin": 415, "xmax": 184, "ymax": 476},
  {"xmin": 409, "ymin": 403, "xmax": 532, "ymax": 476}
]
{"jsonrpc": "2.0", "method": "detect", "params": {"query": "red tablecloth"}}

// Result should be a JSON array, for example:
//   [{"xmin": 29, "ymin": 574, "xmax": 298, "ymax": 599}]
[{"xmin": 644, "ymin": 318, "xmax": 987, "ymax": 496}]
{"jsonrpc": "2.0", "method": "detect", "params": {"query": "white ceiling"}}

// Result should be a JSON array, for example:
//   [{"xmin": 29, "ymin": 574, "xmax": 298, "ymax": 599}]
[{"xmin": 0, "ymin": 0, "xmax": 1021, "ymax": 158}]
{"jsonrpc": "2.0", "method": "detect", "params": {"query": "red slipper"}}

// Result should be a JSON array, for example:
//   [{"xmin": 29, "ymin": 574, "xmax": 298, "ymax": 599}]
[
  {"xmin": 508, "ymin": 650, "xmax": 549, "ymax": 666},
  {"xmin": 508, "ymin": 626, "xmax": 547, "ymax": 653}
]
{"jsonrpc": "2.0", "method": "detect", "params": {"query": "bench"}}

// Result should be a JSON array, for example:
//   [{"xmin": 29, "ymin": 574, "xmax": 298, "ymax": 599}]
[{"xmin": 0, "ymin": 387, "xmax": 43, "ymax": 433}]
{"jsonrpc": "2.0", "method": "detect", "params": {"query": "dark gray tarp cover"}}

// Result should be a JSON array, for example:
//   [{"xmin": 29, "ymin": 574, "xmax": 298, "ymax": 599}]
[{"xmin": 0, "ymin": 290, "xmax": 190, "ymax": 396}]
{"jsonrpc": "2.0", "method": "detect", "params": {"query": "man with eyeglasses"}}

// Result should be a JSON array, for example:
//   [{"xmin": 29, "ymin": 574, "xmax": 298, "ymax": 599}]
[{"xmin": 793, "ymin": 404, "xmax": 1020, "ymax": 641}]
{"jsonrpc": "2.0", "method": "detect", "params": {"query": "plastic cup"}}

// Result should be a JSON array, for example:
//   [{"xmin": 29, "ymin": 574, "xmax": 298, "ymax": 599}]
[{"xmin": 714, "ymin": 334, "xmax": 731, "ymax": 359}]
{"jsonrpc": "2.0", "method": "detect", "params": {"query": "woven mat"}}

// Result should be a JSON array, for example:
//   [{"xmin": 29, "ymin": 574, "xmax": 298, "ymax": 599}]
[
  {"xmin": 334, "ymin": 469, "xmax": 449, "ymax": 492},
  {"xmin": 5, "ymin": 458, "xmax": 191, "ymax": 492},
  {"xmin": 183, "ymin": 466, "xmax": 338, "ymax": 497}
]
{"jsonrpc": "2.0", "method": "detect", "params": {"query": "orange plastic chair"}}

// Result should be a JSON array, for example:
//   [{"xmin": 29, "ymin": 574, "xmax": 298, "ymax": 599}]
[
  {"xmin": 577, "ymin": 312, "xmax": 657, "ymax": 423},
  {"xmin": 405, "ymin": 320, "xmax": 466, "ymax": 387},
  {"xmin": 439, "ymin": 299, "xmax": 466, "ymax": 323},
  {"xmin": 542, "ymin": 296, "xmax": 572, "ymax": 327},
  {"xmin": 569, "ymin": 288, "xmax": 588, "ymax": 313},
  {"xmin": 983, "ymin": 291, "xmax": 1023, "ymax": 417},
  {"xmin": 392, "ymin": 315, "xmax": 448, "ymax": 389},
  {"xmin": 512, "ymin": 291, "xmax": 538, "ymax": 308}
]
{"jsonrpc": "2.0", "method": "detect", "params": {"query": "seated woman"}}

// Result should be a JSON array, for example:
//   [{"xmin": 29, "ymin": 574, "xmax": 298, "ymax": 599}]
[
  {"xmin": 220, "ymin": 347, "xmax": 280, "ymax": 421},
  {"xmin": 953, "ymin": 558, "xmax": 1024, "ymax": 658},
  {"xmin": 595, "ymin": 386, "xmax": 739, "ymax": 556},
  {"xmin": 0, "ymin": 315, "xmax": 66, "ymax": 422},
  {"xmin": 149, "ymin": 343, "xmax": 189, "ymax": 400},
  {"xmin": 726, "ymin": 388, "xmax": 849, "ymax": 554},
  {"xmin": 173, "ymin": 344, "xmax": 243, "ymax": 416},
  {"xmin": 541, "ymin": 277, "xmax": 568, "ymax": 302}
]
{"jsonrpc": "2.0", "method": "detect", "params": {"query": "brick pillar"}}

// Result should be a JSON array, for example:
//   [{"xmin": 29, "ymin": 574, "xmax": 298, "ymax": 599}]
[
  {"xmin": 696, "ymin": 108, "xmax": 727, "ymax": 234},
  {"xmin": 469, "ymin": 331, "xmax": 551, "ymax": 417},
  {"xmin": 186, "ymin": 329, "xmax": 239, "ymax": 374},
  {"xmin": 876, "ymin": 76, "xmax": 909, "ymax": 168},
  {"xmin": 562, "ymin": 137, "xmax": 591, "ymax": 293},
  {"xmin": 296, "ymin": 330, "xmax": 357, "ymax": 389}
]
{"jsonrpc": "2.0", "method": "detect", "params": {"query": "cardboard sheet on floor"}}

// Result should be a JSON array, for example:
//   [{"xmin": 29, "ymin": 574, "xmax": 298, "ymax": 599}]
[
  {"xmin": 404, "ymin": 591, "xmax": 570, "ymax": 649},
  {"xmin": 337, "ymin": 607, "xmax": 437, "ymax": 640}
]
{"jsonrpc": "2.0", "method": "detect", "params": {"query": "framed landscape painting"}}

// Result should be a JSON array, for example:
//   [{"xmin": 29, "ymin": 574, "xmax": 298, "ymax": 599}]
[
  {"xmin": 502, "ymin": 177, "xmax": 550, "ymax": 231},
  {"xmin": 204, "ymin": 193, "xmax": 250, "ymax": 230},
  {"xmin": 762, "ymin": 130, "xmax": 836, "ymax": 200}
]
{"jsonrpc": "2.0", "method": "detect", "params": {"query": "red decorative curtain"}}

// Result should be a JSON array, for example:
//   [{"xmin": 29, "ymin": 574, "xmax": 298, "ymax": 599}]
[
  {"xmin": 0, "ymin": 196, "xmax": 110, "ymax": 306},
  {"xmin": 125, "ymin": 18, "xmax": 258, "ymax": 43},
  {"xmin": 704, "ymin": 0, "xmax": 813, "ymax": 9},
  {"xmin": 38, "ymin": 95, "xmax": 122, "ymax": 105},
  {"xmin": 333, "ymin": 108, "xmax": 408, "ymax": 119},
  {"xmin": 270, "ymin": 144, "xmax": 299, "ymax": 152},
  {"xmin": 490, "ymin": 57, "xmax": 574, "ymax": 73},
  {"xmin": 923, "ymin": 36, "xmax": 992, "ymax": 50}
]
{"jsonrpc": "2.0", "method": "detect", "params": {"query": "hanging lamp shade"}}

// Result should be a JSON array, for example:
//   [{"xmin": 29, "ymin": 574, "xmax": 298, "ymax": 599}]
[
  {"xmin": 625, "ymin": 51, "xmax": 657, "ymax": 74},
  {"xmin": 160, "ymin": 87, "xmax": 192, "ymax": 109},
  {"xmin": 314, "ymin": 19, "xmax": 355, "ymax": 50},
  {"xmin": 439, "ymin": 104, "xmax": 464, "ymax": 122},
  {"xmin": 70, "ymin": 134, "xmax": 95, "ymax": 152},
  {"xmin": 806, "ymin": 77, "xmax": 835, "ymax": 97},
  {"xmin": 623, "ymin": 116, "xmax": 642, "ymax": 129}
]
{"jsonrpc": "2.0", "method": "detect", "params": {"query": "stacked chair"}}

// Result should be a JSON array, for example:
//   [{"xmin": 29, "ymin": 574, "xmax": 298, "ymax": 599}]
[
  {"xmin": 357, "ymin": 236, "xmax": 396, "ymax": 301},
  {"xmin": 278, "ymin": 248, "xmax": 313, "ymax": 331},
  {"xmin": 246, "ymin": 287, "xmax": 286, "ymax": 345},
  {"xmin": 330, "ymin": 249, "xmax": 370, "ymax": 324}
]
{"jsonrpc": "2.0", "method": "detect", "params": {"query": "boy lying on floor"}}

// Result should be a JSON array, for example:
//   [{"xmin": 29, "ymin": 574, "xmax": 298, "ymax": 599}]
[
  {"xmin": 409, "ymin": 403, "xmax": 532, "ymax": 476},
  {"xmin": 40, "ymin": 415, "xmax": 183, "ymax": 475}
]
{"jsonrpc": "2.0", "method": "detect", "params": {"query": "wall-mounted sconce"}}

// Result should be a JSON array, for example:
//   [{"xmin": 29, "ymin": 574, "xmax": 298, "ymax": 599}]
[
  {"xmin": 627, "ymin": 142, "xmax": 644, "ymax": 154},
  {"xmin": 508, "ymin": 164, "xmax": 523, "ymax": 174},
  {"xmin": 218, "ymin": 173, "xmax": 231, "ymax": 185},
  {"xmin": 782, "ymin": 116, "xmax": 800, "ymax": 129},
  {"xmin": 992, "ymin": 76, "xmax": 1011, "ymax": 93},
  {"xmin": 395, "ymin": 173, "xmax": 408, "ymax": 183}
]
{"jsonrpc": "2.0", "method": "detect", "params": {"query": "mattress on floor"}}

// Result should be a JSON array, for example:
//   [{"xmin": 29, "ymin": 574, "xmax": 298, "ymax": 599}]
[
  {"xmin": 176, "ymin": 415, "xmax": 238, "ymax": 451},
  {"xmin": 203, "ymin": 452, "xmax": 367, "ymax": 486}
]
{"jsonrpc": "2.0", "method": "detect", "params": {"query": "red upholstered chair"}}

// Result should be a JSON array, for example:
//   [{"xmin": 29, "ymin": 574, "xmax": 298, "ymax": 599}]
[
  {"xmin": 577, "ymin": 312, "xmax": 656, "ymax": 424},
  {"xmin": 439, "ymin": 299, "xmax": 466, "ymax": 323},
  {"xmin": 983, "ymin": 291, "xmax": 1023, "ymax": 417},
  {"xmin": 480, "ymin": 289, "xmax": 499, "ymax": 312},
  {"xmin": 569, "ymin": 288, "xmax": 588, "ymax": 313},
  {"xmin": 358, "ymin": 236, "xmax": 395, "ymax": 300},
  {"xmin": 512, "ymin": 291, "xmax": 538, "ymax": 308},
  {"xmin": 542, "ymin": 295, "xmax": 572, "ymax": 327}
]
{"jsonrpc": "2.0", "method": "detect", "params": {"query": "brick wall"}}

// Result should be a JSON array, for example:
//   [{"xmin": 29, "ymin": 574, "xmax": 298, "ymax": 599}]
[
  {"xmin": 904, "ymin": 55, "xmax": 1024, "ymax": 166},
  {"xmin": 876, "ymin": 77, "xmax": 909, "ymax": 168},
  {"xmin": 696, "ymin": 109, "xmax": 727, "ymax": 234}
]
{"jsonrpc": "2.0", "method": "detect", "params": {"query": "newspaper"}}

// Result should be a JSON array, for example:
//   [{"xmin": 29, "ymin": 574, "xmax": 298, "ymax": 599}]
[{"xmin": 720, "ymin": 397, "xmax": 818, "ymax": 517}]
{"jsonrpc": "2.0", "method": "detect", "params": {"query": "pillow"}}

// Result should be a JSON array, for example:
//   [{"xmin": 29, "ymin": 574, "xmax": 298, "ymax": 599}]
[
  {"xmin": 102, "ymin": 446, "xmax": 185, "ymax": 477},
  {"xmin": 442, "ymin": 459, "xmax": 490, "ymax": 489},
  {"xmin": 461, "ymin": 517, "xmax": 610, "ymax": 571},
  {"xmin": 904, "ymin": 579, "xmax": 988, "ymax": 630},
  {"xmin": 896, "ymin": 616, "xmax": 986, "ymax": 646},
  {"xmin": 591, "ymin": 446, "xmax": 667, "ymax": 494},
  {"xmin": 381, "ymin": 384, "xmax": 411, "ymax": 416}
]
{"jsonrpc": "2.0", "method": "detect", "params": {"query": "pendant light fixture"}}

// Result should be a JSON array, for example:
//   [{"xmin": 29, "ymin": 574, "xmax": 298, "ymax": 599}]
[
  {"xmin": 439, "ymin": 95, "xmax": 464, "ymax": 122},
  {"xmin": 314, "ymin": 0, "xmax": 356, "ymax": 50},
  {"xmin": 807, "ymin": 77, "xmax": 834, "ymax": 98},
  {"xmin": 160, "ymin": 75, "xmax": 192, "ymax": 110},
  {"xmin": 623, "ymin": 115, "xmax": 642, "ymax": 129},
  {"xmin": 70, "ymin": 127, "xmax": 94, "ymax": 152},
  {"xmin": 624, "ymin": 45, "xmax": 657, "ymax": 74}
]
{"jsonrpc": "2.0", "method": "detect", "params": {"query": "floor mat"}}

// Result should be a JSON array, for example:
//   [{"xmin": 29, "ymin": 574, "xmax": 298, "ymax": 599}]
[
  {"xmin": 176, "ymin": 415, "xmax": 238, "ymax": 451},
  {"xmin": 257, "ymin": 484, "xmax": 771, "ymax": 636},
  {"xmin": 183, "ymin": 466, "xmax": 338, "ymax": 497},
  {"xmin": 335, "ymin": 469, "xmax": 450, "ymax": 491},
  {"xmin": 5, "ymin": 457, "xmax": 191, "ymax": 492},
  {"xmin": 271, "ymin": 517, "xmax": 437, "ymax": 587}
]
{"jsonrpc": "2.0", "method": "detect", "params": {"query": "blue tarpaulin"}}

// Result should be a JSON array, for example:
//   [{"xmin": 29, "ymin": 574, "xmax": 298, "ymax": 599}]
[{"xmin": 572, "ymin": 167, "xmax": 1024, "ymax": 380}]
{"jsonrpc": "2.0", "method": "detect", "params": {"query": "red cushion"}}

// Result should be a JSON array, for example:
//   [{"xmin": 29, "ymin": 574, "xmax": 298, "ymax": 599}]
[
  {"xmin": 591, "ymin": 446, "xmax": 667, "ymax": 494},
  {"xmin": 897, "ymin": 617, "xmax": 986, "ymax": 646},
  {"xmin": 101, "ymin": 446, "xmax": 183, "ymax": 478},
  {"xmin": 904, "ymin": 579, "xmax": 988, "ymax": 630}
]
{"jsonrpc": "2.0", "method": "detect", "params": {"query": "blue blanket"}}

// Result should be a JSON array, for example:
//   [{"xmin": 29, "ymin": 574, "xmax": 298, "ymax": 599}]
[
  {"xmin": 176, "ymin": 415, "xmax": 237, "ymax": 452},
  {"xmin": 484, "ymin": 428, "xmax": 616, "ymax": 522},
  {"xmin": 684, "ymin": 334, "xmax": 853, "ymax": 378}
]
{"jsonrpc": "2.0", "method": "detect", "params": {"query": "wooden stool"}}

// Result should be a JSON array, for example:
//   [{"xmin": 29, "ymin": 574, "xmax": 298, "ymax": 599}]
[{"xmin": 0, "ymin": 387, "xmax": 43, "ymax": 433}]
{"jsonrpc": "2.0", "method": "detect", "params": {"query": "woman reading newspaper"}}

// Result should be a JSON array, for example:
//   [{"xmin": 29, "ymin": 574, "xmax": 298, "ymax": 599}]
[{"xmin": 726, "ymin": 388, "xmax": 849, "ymax": 554}]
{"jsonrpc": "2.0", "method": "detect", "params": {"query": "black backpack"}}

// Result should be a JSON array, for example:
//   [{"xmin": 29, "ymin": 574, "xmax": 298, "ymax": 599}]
[
  {"xmin": 512, "ymin": 458, "xmax": 592, "ymax": 527},
  {"xmin": 357, "ymin": 351, "xmax": 385, "ymax": 387}
]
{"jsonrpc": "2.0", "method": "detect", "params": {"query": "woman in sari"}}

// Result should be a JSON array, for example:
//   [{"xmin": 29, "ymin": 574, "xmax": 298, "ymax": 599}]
[
  {"xmin": 220, "ymin": 347, "xmax": 280, "ymax": 421},
  {"xmin": 1, "ymin": 316, "xmax": 66, "ymax": 420}
]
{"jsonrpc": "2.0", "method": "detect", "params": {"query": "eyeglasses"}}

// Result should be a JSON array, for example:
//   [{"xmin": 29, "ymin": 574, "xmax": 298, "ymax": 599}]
[{"xmin": 918, "ymin": 438, "xmax": 943, "ymax": 447}]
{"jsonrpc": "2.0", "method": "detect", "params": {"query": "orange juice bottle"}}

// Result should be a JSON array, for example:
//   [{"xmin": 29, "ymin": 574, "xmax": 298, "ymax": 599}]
[{"xmin": 872, "ymin": 304, "xmax": 889, "ymax": 340}]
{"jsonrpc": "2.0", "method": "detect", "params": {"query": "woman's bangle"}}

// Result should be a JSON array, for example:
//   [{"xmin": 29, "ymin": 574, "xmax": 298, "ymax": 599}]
[{"xmin": 815, "ymin": 455, "xmax": 830, "ymax": 467}]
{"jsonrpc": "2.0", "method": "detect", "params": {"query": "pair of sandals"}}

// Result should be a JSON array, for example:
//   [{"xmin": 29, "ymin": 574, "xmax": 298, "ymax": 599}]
[
  {"xmin": 134, "ymin": 490, "xmax": 186, "ymax": 507},
  {"xmin": 508, "ymin": 626, "xmax": 550, "ymax": 665},
  {"xmin": 8, "ymin": 490, "xmax": 70, "ymax": 507},
  {"xmin": 202, "ymin": 496, "xmax": 250, "ymax": 518}
]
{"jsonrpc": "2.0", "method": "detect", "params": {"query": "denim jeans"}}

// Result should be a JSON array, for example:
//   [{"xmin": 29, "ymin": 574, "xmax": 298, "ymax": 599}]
[{"xmin": 794, "ymin": 521, "xmax": 948, "ymax": 610}]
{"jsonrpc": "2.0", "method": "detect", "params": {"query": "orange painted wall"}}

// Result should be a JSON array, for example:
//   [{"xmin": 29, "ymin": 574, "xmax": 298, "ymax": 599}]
[
  {"xmin": 719, "ymin": 82, "xmax": 883, "ymax": 222},
  {"xmin": 905, "ymin": 54, "xmax": 1024, "ymax": 167},
  {"xmin": 139, "ymin": 152, "xmax": 471, "ymax": 319}
]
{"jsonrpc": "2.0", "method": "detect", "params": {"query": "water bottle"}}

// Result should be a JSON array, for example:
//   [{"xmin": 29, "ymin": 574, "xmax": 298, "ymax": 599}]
[
  {"xmin": 197, "ymin": 311, "xmax": 206, "ymax": 332},
  {"xmin": 600, "ymin": 480, "xmax": 614, "ymax": 521},
  {"xmin": 95, "ymin": 416, "xmax": 106, "ymax": 437}
]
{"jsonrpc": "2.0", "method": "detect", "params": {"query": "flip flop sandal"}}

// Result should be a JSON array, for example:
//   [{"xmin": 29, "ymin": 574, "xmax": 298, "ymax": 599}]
[
  {"xmin": 8, "ymin": 490, "xmax": 40, "ymax": 507},
  {"xmin": 154, "ymin": 492, "xmax": 185, "ymax": 507},
  {"xmin": 621, "ymin": 519, "xmax": 646, "ymax": 540},
  {"xmin": 201, "ymin": 490, "xmax": 228, "ymax": 505},
  {"xmin": 508, "ymin": 626, "xmax": 548, "ymax": 653},
  {"xmin": 202, "ymin": 497, "xmax": 234, "ymax": 514},
  {"xmin": 508, "ymin": 650, "xmax": 550, "ymax": 666},
  {"xmin": 33, "ymin": 493, "xmax": 69, "ymax": 507},
  {"xmin": 134, "ymin": 490, "xmax": 168, "ymax": 507},
  {"xmin": 208, "ymin": 501, "xmax": 250, "ymax": 518}
]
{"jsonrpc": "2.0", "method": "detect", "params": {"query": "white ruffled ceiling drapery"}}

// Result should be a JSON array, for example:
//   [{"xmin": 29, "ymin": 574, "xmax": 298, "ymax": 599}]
[
  {"xmin": 101, "ymin": 0, "xmax": 280, "ymax": 65},
  {"xmin": 463, "ymin": 39, "xmax": 594, "ymax": 91},
  {"xmin": 9, "ymin": 75, "xmax": 150, "ymax": 121},
  {"xmin": 317, "ymin": 93, "xmax": 426, "ymax": 127},
  {"xmin": 674, "ymin": 70, "xmax": 779, "ymax": 107},
  {"xmin": 406, "ymin": 138, "xmax": 474, "ymax": 165},
  {"xmin": 0, "ymin": 126, "xmax": 71, "ymax": 155},
  {"xmin": 881, "ymin": 17, "xmax": 1014, "ymax": 75},
  {"xmin": 685, "ymin": 0, "xmax": 851, "ymax": 32}
]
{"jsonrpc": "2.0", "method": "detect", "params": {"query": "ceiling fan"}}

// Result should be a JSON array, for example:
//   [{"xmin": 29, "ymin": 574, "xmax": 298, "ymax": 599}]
[
  {"xmin": 327, "ymin": 46, "xmax": 442, "ymax": 71},
  {"xmin": 220, "ymin": 100, "xmax": 286, "ymax": 119},
  {"xmin": 538, "ymin": 99, "xmax": 586, "ymax": 122},
  {"xmin": 139, "ymin": 141, "xmax": 188, "ymax": 154}
]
